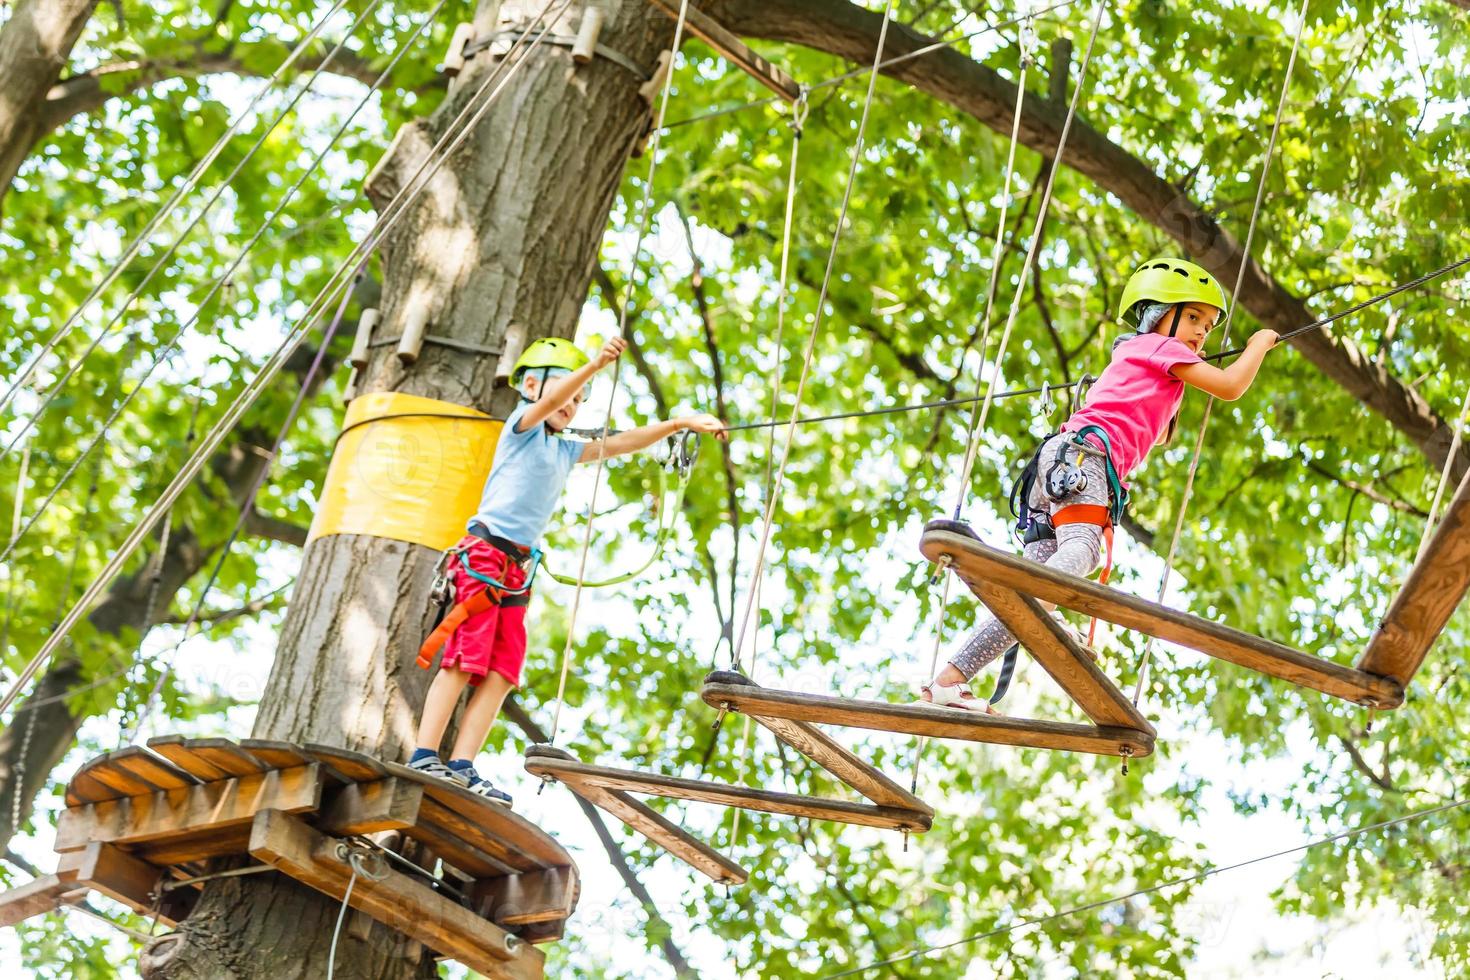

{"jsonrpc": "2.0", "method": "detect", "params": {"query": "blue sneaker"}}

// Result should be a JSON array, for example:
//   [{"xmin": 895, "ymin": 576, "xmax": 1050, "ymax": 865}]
[
  {"xmin": 465, "ymin": 773, "xmax": 514, "ymax": 808},
  {"xmin": 408, "ymin": 751, "xmax": 468, "ymax": 786}
]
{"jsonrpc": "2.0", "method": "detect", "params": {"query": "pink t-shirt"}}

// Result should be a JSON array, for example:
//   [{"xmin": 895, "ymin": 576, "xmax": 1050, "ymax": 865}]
[{"xmin": 1061, "ymin": 333, "xmax": 1202, "ymax": 478}]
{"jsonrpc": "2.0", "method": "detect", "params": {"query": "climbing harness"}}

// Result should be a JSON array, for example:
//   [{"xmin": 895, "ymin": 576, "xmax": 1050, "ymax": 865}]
[
  {"xmin": 983, "ymin": 426, "xmax": 1128, "ymax": 705},
  {"xmin": 915, "ymin": 0, "xmax": 1104, "ymax": 744},
  {"xmin": 420, "ymin": 430, "xmax": 699, "ymax": 670}
]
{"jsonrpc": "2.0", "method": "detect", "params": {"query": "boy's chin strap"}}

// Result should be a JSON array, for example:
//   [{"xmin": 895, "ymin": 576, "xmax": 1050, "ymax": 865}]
[{"xmin": 1166, "ymin": 305, "xmax": 1184, "ymax": 338}]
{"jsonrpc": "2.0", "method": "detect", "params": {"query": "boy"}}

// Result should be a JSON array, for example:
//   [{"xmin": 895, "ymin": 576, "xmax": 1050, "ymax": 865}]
[{"xmin": 409, "ymin": 335, "xmax": 726, "ymax": 805}]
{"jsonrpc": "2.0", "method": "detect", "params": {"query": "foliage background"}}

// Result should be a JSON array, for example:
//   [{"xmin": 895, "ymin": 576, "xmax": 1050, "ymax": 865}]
[{"xmin": 0, "ymin": 0, "xmax": 1466, "ymax": 976}]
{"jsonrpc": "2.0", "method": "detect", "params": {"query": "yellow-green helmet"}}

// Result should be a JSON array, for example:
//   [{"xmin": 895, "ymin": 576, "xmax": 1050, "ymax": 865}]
[
  {"xmin": 510, "ymin": 337, "xmax": 588, "ymax": 384},
  {"xmin": 1117, "ymin": 258, "xmax": 1227, "ymax": 327}
]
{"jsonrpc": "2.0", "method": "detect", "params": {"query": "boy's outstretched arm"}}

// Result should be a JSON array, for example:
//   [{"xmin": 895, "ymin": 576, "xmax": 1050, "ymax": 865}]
[
  {"xmin": 580, "ymin": 414, "xmax": 727, "ymax": 462},
  {"xmin": 1171, "ymin": 329, "xmax": 1279, "ymax": 401},
  {"xmin": 517, "ymin": 337, "xmax": 626, "ymax": 433}
]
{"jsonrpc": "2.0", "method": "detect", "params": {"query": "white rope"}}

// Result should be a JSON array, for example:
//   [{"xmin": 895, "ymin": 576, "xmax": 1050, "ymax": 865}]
[
  {"xmin": 0, "ymin": 0, "xmax": 364, "ymax": 440},
  {"xmin": 0, "ymin": 0, "xmax": 393, "ymax": 464},
  {"xmin": 728, "ymin": 0, "xmax": 899, "ymax": 679},
  {"xmin": 1415, "ymin": 384, "xmax": 1470, "ymax": 564},
  {"xmin": 1131, "ymin": 0, "xmax": 1310, "ymax": 706},
  {"xmin": 729, "ymin": 93, "xmax": 809, "ymax": 848},
  {"xmin": 0, "ymin": 0, "xmax": 573, "ymax": 720},
  {"xmin": 915, "ymin": 0, "xmax": 1105, "ymax": 793},
  {"xmin": 547, "ymin": 0, "xmax": 695, "ymax": 746}
]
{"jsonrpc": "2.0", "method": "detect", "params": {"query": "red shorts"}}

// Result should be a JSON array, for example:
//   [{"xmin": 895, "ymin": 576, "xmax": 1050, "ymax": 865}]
[{"xmin": 439, "ymin": 534, "xmax": 530, "ymax": 688}]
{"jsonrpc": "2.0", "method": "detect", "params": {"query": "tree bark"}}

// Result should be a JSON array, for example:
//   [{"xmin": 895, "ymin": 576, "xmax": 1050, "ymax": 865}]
[
  {"xmin": 145, "ymin": 1, "xmax": 673, "ymax": 975},
  {"xmin": 713, "ymin": 0, "xmax": 1470, "ymax": 483},
  {"xmin": 0, "ymin": 0, "xmax": 99, "ymax": 211}
]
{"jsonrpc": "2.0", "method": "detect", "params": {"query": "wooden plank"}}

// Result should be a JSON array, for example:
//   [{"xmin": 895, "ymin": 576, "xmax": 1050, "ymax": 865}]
[
  {"xmin": 1358, "ymin": 468, "xmax": 1470, "ymax": 686},
  {"xmin": 105, "ymin": 747, "xmax": 200, "ymax": 792},
  {"xmin": 527, "ymin": 749, "xmax": 745, "ymax": 885},
  {"xmin": 704, "ymin": 671, "xmax": 934, "ymax": 811},
  {"xmin": 405, "ymin": 817, "xmax": 519, "ymax": 879},
  {"xmin": 967, "ymin": 582, "xmax": 1153, "ymax": 731},
  {"xmin": 56, "ymin": 766, "xmax": 324, "ymax": 852},
  {"xmin": 469, "ymin": 866, "xmax": 578, "ymax": 930},
  {"xmin": 382, "ymin": 761, "xmax": 571, "ymax": 871},
  {"xmin": 922, "ymin": 529, "xmax": 1405, "ymax": 709},
  {"xmin": 0, "ymin": 873, "xmax": 81, "ymax": 927},
  {"xmin": 147, "ymin": 736, "xmax": 238, "ymax": 781},
  {"xmin": 69, "ymin": 752, "xmax": 157, "ymax": 802},
  {"xmin": 701, "ymin": 681, "xmax": 1155, "ymax": 758},
  {"xmin": 131, "ymin": 827, "xmax": 254, "ymax": 868},
  {"xmin": 317, "ymin": 778, "xmax": 424, "ymax": 836},
  {"xmin": 65, "ymin": 767, "xmax": 117, "ymax": 807},
  {"xmin": 249, "ymin": 809, "xmax": 545, "ymax": 980},
  {"xmin": 301, "ymin": 743, "xmax": 389, "ymax": 782},
  {"xmin": 67, "ymin": 843, "xmax": 168, "ymax": 922},
  {"xmin": 242, "ymin": 738, "xmax": 352, "ymax": 783},
  {"xmin": 181, "ymin": 738, "xmax": 271, "ymax": 778},
  {"xmin": 525, "ymin": 754, "xmax": 931, "ymax": 833},
  {"xmin": 406, "ymin": 798, "xmax": 525, "ymax": 877},
  {"xmin": 645, "ymin": 0, "xmax": 801, "ymax": 102}
]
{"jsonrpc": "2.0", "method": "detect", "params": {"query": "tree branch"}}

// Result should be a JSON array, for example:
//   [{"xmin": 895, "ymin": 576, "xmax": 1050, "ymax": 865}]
[
  {"xmin": 1303, "ymin": 456, "xmax": 1430, "ymax": 517},
  {"xmin": 241, "ymin": 508, "xmax": 310, "ymax": 547},
  {"xmin": 711, "ymin": 0, "xmax": 1470, "ymax": 483}
]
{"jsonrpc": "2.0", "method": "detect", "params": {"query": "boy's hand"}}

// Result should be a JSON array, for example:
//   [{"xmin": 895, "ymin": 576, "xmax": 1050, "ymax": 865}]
[
  {"xmin": 680, "ymin": 413, "xmax": 728, "ymax": 441},
  {"xmin": 1248, "ymin": 329, "xmax": 1280, "ymax": 350},
  {"xmin": 594, "ymin": 336, "xmax": 627, "ymax": 369}
]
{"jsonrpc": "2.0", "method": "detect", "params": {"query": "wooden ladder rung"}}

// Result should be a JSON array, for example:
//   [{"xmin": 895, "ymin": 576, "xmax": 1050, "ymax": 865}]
[
  {"xmin": 525, "ymin": 746, "xmax": 746, "ymax": 885},
  {"xmin": 645, "ymin": 0, "xmax": 801, "ymax": 102},
  {"xmin": 964, "ymin": 580, "xmax": 1153, "ymax": 732},
  {"xmin": 524, "ymin": 748, "xmax": 929, "ymax": 833},
  {"xmin": 1357, "ymin": 468, "xmax": 1470, "ymax": 687},
  {"xmin": 701, "ymin": 678, "xmax": 1154, "ymax": 759},
  {"xmin": 922, "ymin": 529, "xmax": 1405, "ymax": 709},
  {"xmin": 705, "ymin": 671, "xmax": 933, "ymax": 811}
]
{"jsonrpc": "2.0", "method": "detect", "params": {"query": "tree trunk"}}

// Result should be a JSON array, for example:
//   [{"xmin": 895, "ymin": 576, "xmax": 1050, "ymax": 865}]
[
  {"xmin": 143, "ymin": 2, "xmax": 671, "ymax": 975},
  {"xmin": 0, "ymin": 0, "xmax": 99, "ymax": 210}
]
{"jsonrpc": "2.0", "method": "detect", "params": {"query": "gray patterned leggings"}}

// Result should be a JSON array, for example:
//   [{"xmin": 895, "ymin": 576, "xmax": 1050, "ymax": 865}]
[{"xmin": 948, "ymin": 434, "xmax": 1110, "ymax": 681}]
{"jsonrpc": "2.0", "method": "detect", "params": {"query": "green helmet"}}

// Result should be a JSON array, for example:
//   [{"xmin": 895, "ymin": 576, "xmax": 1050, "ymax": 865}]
[
  {"xmin": 510, "ymin": 337, "xmax": 588, "ymax": 384},
  {"xmin": 1117, "ymin": 258, "xmax": 1227, "ymax": 327}
]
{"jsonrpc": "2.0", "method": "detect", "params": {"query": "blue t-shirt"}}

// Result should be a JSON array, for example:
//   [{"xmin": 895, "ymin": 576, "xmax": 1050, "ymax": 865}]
[{"xmin": 469, "ymin": 403, "xmax": 583, "ymax": 546}]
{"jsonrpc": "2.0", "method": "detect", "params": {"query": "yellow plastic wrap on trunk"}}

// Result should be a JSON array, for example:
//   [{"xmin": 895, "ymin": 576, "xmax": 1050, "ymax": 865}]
[{"xmin": 307, "ymin": 392, "xmax": 503, "ymax": 552}]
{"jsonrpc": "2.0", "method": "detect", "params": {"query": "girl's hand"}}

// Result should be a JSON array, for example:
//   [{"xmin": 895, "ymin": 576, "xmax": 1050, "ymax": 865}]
[
  {"xmin": 1249, "ymin": 329, "xmax": 1281, "ymax": 350},
  {"xmin": 595, "ymin": 336, "xmax": 628, "ymax": 368},
  {"xmin": 680, "ymin": 413, "xmax": 728, "ymax": 441}
]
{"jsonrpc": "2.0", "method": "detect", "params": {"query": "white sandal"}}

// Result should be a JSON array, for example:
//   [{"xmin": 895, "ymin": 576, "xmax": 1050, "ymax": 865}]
[
  {"xmin": 919, "ymin": 682, "xmax": 1002, "ymax": 716},
  {"xmin": 1049, "ymin": 612, "xmax": 1099, "ymax": 662}
]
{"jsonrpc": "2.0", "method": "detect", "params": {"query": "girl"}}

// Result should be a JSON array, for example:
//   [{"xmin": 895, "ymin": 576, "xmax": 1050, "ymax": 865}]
[{"xmin": 921, "ymin": 257, "xmax": 1279, "ymax": 713}]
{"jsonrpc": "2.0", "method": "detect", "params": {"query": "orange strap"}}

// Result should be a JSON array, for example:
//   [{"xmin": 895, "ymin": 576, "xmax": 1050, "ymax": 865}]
[
  {"xmin": 1053, "ymin": 504, "xmax": 1114, "ymax": 646},
  {"xmin": 416, "ymin": 588, "xmax": 499, "ymax": 670}
]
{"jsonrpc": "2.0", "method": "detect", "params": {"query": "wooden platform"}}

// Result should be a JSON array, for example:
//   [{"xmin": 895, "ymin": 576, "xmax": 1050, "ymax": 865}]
[
  {"xmin": 1, "ymin": 737, "xmax": 579, "ymax": 978},
  {"xmin": 1357, "ymin": 468, "xmax": 1470, "ymax": 688},
  {"xmin": 523, "ymin": 744, "xmax": 931, "ymax": 885},
  {"xmin": 921, "ymin": 529, "xmax": 1406, "ymax": 709},
  {"xmin": 701, "ymin": 672, "xmax": 1155, "ymax": 759}
]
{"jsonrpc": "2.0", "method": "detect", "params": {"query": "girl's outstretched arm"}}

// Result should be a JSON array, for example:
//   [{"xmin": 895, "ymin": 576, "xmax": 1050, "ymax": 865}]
[{"xmin": 1172, "ymin": 329, "xmax": 1279, "ymax": 401}]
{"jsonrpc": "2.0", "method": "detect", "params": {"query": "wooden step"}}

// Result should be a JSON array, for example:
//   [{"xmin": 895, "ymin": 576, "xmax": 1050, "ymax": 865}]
[
  {"xmin": 704, "ymin": 671, "xmax": 933, "ymax": 812},
  {"xmin": 524, "ymin": 750, "xmax": 930, "ymax": 833},
  {"xmin": 921, "ymin": 529, "xmax": 1404, "ymax": 709},
  {"xmin": 1358, "ymin": 468, "xmax": 1470, "ymax": 688},
  {"xmin": 701, "ymin": 678, "xmax": 1154, "ymax": 758}
]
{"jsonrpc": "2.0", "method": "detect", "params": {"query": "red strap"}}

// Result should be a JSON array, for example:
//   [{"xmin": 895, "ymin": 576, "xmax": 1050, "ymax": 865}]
[
  {"xmin": 416, "ymin": 589, "xmax": 499, "ymax": 669},
  {"xmin": 1053, "ymin": 504, "xmax": 1114, "ymax": 647}
]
